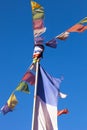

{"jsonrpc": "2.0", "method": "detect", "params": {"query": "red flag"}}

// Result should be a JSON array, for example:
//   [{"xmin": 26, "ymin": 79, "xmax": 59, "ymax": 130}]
[
  {"xmin": 57, "ymin": 109, "xmax": 69, "ymax": 116},
  {"xmin": 67, "ymin": 24, "xmax": 87, "ymax": 32},
  {"xmin": 22, "ymin": 71, "xmax": 35, "ymax": 85}
]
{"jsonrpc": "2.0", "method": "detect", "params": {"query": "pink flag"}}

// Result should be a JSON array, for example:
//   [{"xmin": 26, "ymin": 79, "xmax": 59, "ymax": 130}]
[{"xmin": 33, "ymin": 19, "xmax": 44, "ymax": 30}]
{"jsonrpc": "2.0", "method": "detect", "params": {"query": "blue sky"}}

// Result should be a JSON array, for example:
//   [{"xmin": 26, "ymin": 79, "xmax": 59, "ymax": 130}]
[{"xmin": 0, "ymin": 0, "xmax": 87, "ymax": 130}]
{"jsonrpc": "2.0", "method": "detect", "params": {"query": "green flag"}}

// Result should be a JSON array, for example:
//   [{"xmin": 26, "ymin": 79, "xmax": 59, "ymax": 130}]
[{"xmin": 16, "ymin": 81, "xmax": 30, "ymax": 94}]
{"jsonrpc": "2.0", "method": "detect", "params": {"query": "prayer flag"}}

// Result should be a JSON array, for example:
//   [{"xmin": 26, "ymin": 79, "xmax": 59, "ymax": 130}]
[
  {"xmin": 34, "ymin": 37, "xmax": 44, "ymax": 45},
  {"xmin": 33, "ymin": 19, "xmax": 44, "ymax": 30},
  {"xmin": 57, "ymin": 109, "xmax": 69, "ymax": 116},
  {"xmin": 46, "ymin": 38, "xmax": 57, "ymax": 48},
  {"xmin": 31, "ymin": 0, "xmax": 46, "ymax": 44},
  {"xmin": 34, "ymin": 27, "xmax": 46, "ymax": 37},
  {"xmin": 7, "ymin": 93, "xmax": 18, "ymax": 109},
  {"xmin": 0, "ymin": 94, "xmax": 18, "ymax": 115},
  {"xmin": 31, "ymin": 1, "xmax": 44, "ymax": 20},
  {"xmin": 16, "ymin": 81, "xmax": 29, "ymax": 94},
  {"xmin": 32, "ymin": 9, "xmax": 44, "ymax": 20},
  {"xmin": 56, "ymin": 31, "xmax": 70, "ymax": 40},
  {"xmin": 0, "ymin": 103, "xmax": 12, "ymax": 115},
  {"xmin": 67, "ymin": 24, "xmax": 87, "ymax": 32},
  {"xmin": 31, "ymin": 1, "xmax": 41, "ymax": 10},
  {"xmin": 22, "ymin": 71, "xmax": 35, "ymax": 85}
]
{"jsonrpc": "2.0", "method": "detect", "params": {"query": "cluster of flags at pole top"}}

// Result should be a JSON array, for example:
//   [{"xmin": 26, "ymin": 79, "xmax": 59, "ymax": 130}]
[
  {"xmin": 0, "ymin": 0, "xmax": 69, "ymax": 118},
  {"xmin": 31, "ymin": 1, "xmax": 87, "ymax": 48}
]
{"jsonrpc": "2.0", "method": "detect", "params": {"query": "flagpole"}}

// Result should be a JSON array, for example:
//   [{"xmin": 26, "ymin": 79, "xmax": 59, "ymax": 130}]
[{"xmin": 31, "ymin": 59, "xmax": 39, "ymax": 130}]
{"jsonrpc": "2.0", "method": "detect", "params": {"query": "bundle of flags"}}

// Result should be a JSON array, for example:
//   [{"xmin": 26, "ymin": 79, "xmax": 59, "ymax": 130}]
[
  {"xmin": 1, "ymin": 0, "xmax": 68, "ymax": 128},
  {"xmin": 1, "ymin": 1, "xmax": 87, "ymax": 130},
  {"xmin": 4, "ymin": 1, "xmax": 87, "ymax": 130},
  {"xmin": 45, "ymin": 17, "xmax": 87, "ymax": 48},
  {"xmin": 31, "ymin": 0, "xmax": 46, "ymax": 45}
]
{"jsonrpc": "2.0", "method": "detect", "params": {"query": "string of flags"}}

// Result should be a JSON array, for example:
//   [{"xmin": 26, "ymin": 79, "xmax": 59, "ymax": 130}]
[
  {"xmin": 45, "ymin": 17, "xmax": 87, "ymax": 48},
  {"xmin": 0, "ymin": 64, "xmax": 67, "ymax": 116},
  {"xmin": 0, "ymin": 67, "xmax": 35, "ymax": 114},
  {"xmin": 0, "ymin": 0, "xmax": 87, "ymax": 130}
]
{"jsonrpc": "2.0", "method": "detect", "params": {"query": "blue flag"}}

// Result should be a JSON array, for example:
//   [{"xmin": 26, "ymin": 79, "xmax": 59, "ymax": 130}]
[
  {"xmin": 34, "ymin": 65, "xmax": 62, "ymax": 130},
  {"xmin": 0, "ymin": 103, "xmax": 12, "ymax": 115}
]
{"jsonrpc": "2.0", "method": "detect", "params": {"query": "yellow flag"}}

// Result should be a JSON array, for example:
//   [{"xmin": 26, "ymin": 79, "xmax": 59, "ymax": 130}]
[
  {"xmin": 31, "ymin": 1, "xmax": 41, "ymax": 10},
  {"xmin": 7, "ymin": 93, "xmax": 18, "ymax": 109}
]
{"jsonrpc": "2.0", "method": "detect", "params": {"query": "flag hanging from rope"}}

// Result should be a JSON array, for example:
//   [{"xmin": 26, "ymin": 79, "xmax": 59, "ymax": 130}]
[
  {"xmin": 57, "ymin": 109, "xmax": 69, "ymax": 116},
  {"xmin": 16, "ymin": 81, "xmax": 30, "ymax": 94},
  {"xmin": 0, "ymin": 93, "xmax": 18, "ymax": 115}
]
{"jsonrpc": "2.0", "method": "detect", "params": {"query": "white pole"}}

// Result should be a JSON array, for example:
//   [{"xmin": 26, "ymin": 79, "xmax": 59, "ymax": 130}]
[{"xmin": 31, "ymin": 60, "xmax": 39, "ymax": 130}]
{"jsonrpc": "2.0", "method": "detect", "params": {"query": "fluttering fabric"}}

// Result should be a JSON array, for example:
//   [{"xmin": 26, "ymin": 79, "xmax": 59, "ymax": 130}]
[
  {"xmin": 7, "ymin": 93, "xmax": 18, "ymax": 109},
  {"xmin": 33, "ymin": 66, "xmax": 63, "ymax": 130},
  {"xmin": 0, "ymin": 1, "xmax": 70, "ymax": 119},
  {"xmin": 31, "ymin": 1, "xmax": 44, "ymax": 20},
  {"xmin": 31, "ymin": 1, "xmax": 87, "ymax": 49},
  {"xmin": 0, "ymin": 66, "xmax": 36, "ymax": 115},
  {"xmin": 57, "ymin": 109, "xmax": 69, "ymax": 116},
  {"xmin": 0, "ymin": 94, "xmax": 18, "ymax": 115},
  {"xmin": 22, "ymin": 71, "xmax": 35, "ymax": 85},
  {"xmin": 0, "ymin": 103, "xmax": 12, "ymax": 115},
  {"xmin": 34, "ymin": 27, "xmax": 46, "ymax": 38},
  {"xmin": 34, "ymin": 37, "xmax": 44, "ymax": 45},
  {"xmin": 31, "ymin": 0, "xmax": 46, "ymax": 45},
  {"xmin": 46, "ymin": 38, "xmax": 58, "ymax": 48},
  {"xmin": 30, "ymin": 2, "xmax": 87, "ymax": 50},
  {"xmin": 33, "ymin": 19, "xmax": 44, "ymax": 30},
  {"xmin": 45, "ymin": 17, "xmax": 87, "ymax": 48},
  {"xmin": 58, "ymin": 91, "xmax": 67, "ymax": 98},
  {"xmin": 56, "ymin": 32, "xmax": 70, "ymax": 40},
  {"xmin": 67, "ymin": 24, "xmax": 87, "ymax": 32},
  {"xmin": 16, "ymin": 81, "xmax": 30, "ymax": 94}
]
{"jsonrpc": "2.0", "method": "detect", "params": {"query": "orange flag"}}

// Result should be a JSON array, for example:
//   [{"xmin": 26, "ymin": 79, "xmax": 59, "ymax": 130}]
[{"xmin": 57, "ymin": 109, "xmax": 69, "ymax": 116}]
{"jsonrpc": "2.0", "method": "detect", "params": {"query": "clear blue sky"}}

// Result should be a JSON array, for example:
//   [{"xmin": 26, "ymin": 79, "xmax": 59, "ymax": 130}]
[{"xmin": 0, "ymin": 0, "xmax": 87, "ymax": 130}]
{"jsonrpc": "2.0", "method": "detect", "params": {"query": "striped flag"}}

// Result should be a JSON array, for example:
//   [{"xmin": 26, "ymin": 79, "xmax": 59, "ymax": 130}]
[{"xmin": 33, "ymin": 66, "xmax": 62, "ymax": 130}]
